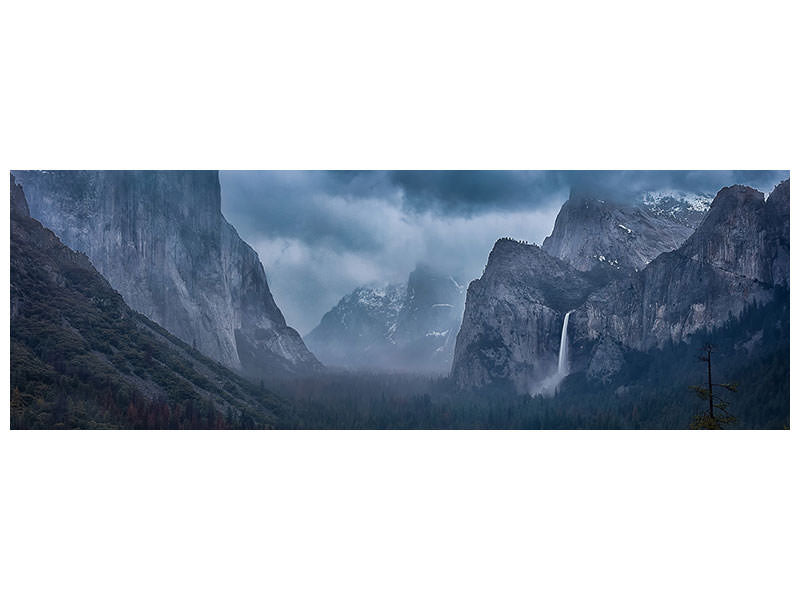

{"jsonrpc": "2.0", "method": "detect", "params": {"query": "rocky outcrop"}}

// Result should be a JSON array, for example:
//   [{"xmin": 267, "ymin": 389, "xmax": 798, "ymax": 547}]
[
  {"xmin": 451, "ymin": 239, "xmax": 596, "ymax": 389},
  {"xmin": 542, "ymin": 188, "xmax": 706, "ymax": 273},
  {"xmin": 11, "ymin": 177, "xmax": 283, "ymax": 428},
  {"xmin": 575, "ymin": 250, "xmax": 774, "ymax": 352},
  {"xmin": 10, "ymin": 174, "xmax": 30, "ymax": 217},
  {"xmin": 306, "ymin": 264, "xmax": 464, "ymax": 372},
  {"xmin": 766, "ymin": 179, "xmax": 791, "ymax": 286},
  {"xmin": 678, "ymin": 182, "xmax": 789, "ymax": 287},
  {"xmin": 452, "ymin": 181, "xmax": 789, "ymax": 392},
  {"xmin": 575, "ymin": 182, "xmax": 789, "ymax": 352},
  {"xmin": 393, "ymin": 265, "xmax": 464, "ymax": 346},
  {"xmin": 12, "ymin": 170, "xmax": 320, "ymax": 379},
  {"xmin": 586, "ymin": 337, "xmax": 625, "ymax": 384}
]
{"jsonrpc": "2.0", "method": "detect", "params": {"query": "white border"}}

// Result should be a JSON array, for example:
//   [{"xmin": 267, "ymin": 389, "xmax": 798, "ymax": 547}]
[{"xmin": 2, "ymin": 2, "xmax": 797, "ymax": 599}]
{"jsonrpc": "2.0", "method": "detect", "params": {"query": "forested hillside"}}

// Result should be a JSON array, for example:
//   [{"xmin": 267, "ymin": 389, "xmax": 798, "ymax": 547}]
[
  {"xmin": 10, "ymin": 176, "xmax": 286, "ymax": 429},
  {"xmin": 277, "ymin": 291, "xmax": 789, "ymax": 429}
]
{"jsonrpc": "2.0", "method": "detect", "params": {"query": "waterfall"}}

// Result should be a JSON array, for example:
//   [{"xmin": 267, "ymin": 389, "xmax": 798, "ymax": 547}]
[
  {"xmin": 557, "ymin": 310, "xmax": 574, "ymax": 376},
  {"xmin": 528, "ymin": 309, "xmax": 575, "ymax": 398}
]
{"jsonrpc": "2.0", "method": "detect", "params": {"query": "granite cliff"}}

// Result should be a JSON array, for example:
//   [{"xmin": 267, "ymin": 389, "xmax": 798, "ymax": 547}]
[
  {"xmin": 575, "ymin": 182, "xmax": 789, "ymax": 352},
  {"xmin": 542, "ymin": 187, "xmax": 710, "ymax": 273},
  {"xmin": 452, "ymin": 181, "xmax": 789, "ymax": 392},
  {"xmin": 12, "ymin": 170, "xmax": 320, "ymax": 380},
  {"xmin": 451, "ymin": 239, "xmax": 596, "ymax": 389},
  {"xmin": 10, "ymin": 175, "xmax": 284, "ymax": 428},
  {"xmin": 306, "ymin": 264, "xmax": 464, "ymax": 372}
]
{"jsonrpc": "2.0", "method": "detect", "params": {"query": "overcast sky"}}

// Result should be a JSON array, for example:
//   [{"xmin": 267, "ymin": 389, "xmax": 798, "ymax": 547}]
[{"xmin": 219, "ymin": 170, "xmax": 788, "ymax": 335}]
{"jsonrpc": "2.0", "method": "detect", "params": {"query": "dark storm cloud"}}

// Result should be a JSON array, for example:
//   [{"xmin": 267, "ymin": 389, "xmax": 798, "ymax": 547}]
[
  {"xmin": 557, "ymin": 170, "xmax": 788, "ymax": 202},
  {"xmin": 219, "ymin": 170, "xmax": 788, "ymax": 333},
  {"xmin": 218, "ymin": 171, "xmax": 398, "ymax": 253},
  {"xmin": 224, "ymin": 170, "xmax": 789, "ymax": 229},
  {"xmin": 397, "ymin": 170, "xmax": 789, "ymax": 208},
  {"xmin": 391, "ymin": 170, "xmax": 790, "ymax": 211},
  {"xmin": 387, "ymin": 171, "xmax": 557, "ymax": 215}
]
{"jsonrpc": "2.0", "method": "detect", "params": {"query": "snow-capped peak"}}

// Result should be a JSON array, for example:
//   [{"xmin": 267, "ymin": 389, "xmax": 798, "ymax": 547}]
[
  {"xmin": 642, "ymin": 189, "xmax": 713, "ymax": 212},
  {"xmin": 640, "ymin": 189, "xmax": 713, "ymax": 228}
]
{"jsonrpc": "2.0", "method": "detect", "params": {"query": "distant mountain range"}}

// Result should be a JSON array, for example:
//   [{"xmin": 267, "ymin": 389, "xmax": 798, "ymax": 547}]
[{"xmin": 305, "ymin": 264, "xmax": 465, "ymax": 372}]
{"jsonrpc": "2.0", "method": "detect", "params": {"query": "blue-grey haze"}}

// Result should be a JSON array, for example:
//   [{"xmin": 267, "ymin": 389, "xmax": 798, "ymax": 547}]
[{"xmin": 219, "ymin": 170, "xmax": 788, "ymax": 334}]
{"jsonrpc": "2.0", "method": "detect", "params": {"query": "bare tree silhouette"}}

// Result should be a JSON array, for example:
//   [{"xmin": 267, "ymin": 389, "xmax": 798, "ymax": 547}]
[{"xmin": 690, "ymin": 343, "xmax": 738, "ymax": 429}]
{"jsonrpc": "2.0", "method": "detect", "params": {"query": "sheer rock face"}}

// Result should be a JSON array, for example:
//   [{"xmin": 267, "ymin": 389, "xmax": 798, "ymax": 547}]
[
  {"xmin": 452, "ymin": 181, "xmax": 789, "ymax": 391},
  {"xmin": 541, "ymin": 189, "xmax": 703, "ymax": 273},
  {"xmin": 576, "ymin": 182, "xmax": 789, "ymax": 352},
  {"xmin": 393, "ymin": 265, "xmax": 465, "ymax": 349},
  {"xmin": 10, "ymin": 174, "xmax": 30, "ymax": 218},
  {"xmin": 451, "ymin": 239, "xmax": 595, "ymax": 390},
  {"xmin": 12, "ymin": 170, "xmax": 320, "ymax": 379},
  {"xmin": 306, "ymin": 265, "xmax": 464, "ymax": 372},
  {"xmin": 766, "ymin": 180, "xmax": 791, "ymax": 286},
  {"xmin": 11, "ymin": 177, "xmax": 283, "ymax": 427},
  {"xmin": 678, "ymin": 182, "xmax": 789, "ymax": 287},
  {"xmin": 574, "ymin": 250, "xmax": 774, "ymax": 353}
]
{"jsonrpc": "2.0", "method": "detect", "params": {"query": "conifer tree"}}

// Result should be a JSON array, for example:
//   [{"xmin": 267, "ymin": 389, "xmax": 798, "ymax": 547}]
[{"xmin": 690, "ymin": 343, "xmax": 738, "ymax": 429}]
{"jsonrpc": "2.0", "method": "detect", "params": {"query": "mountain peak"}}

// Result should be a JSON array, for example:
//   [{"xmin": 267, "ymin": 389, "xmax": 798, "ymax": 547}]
[
  {"xmin": 306, "ymin": 264, "xmax": 464, "ymax": 372},
  {"xmin": 640, "ymin": 189, "xmax": 713, "ymax": 227},
  {"xmin": 713, "ymin": 184, "xmax": 765, "ymax": 207},
  {"xmin": 567, "ymin": 184, "xmax": 622, "ymax": 204},
  {"xmin": 490, "ymin": 236, "xmax": 539, "ymax": 255},
  {"xmin": 677, "ymin": 181, "xmax": 788, "ymax": 286},
  {"xmin": 766, "ymin": 179, "xmax": 790, "ymax": 227},
  {"xmin": 542, "ymin": 189, "xmax": 702, "ymax": 273},
  {"xmin": 10, "ymin": 174, "xmax": 30, "ymax": 218}
]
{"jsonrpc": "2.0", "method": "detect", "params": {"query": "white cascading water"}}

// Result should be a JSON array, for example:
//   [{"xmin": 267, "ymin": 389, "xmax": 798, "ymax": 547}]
[
  {"xmin": 529, "ymin": 310, "xmax": 575, "ymax": 397},
  {"xmin": 557, "ymin": 310, "xmax": 574, "ymax": 376}
]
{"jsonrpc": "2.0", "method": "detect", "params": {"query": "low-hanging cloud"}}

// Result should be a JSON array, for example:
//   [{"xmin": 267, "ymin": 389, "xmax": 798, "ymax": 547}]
[{"xmin": 219, "ymin": 170, "xmax": 788, "ymax": 334}]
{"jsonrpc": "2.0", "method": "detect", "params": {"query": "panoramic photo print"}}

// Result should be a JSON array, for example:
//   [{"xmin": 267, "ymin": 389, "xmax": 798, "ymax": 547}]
[{"xmin": 9, "ymin": 170, "xmax": 790, "ymax": 429}]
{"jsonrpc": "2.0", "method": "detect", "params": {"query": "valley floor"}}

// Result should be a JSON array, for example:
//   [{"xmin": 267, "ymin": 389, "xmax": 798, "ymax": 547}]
[{"xmin": 270, "ymin": 351, "xmax": 790, "ymax": 430}]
